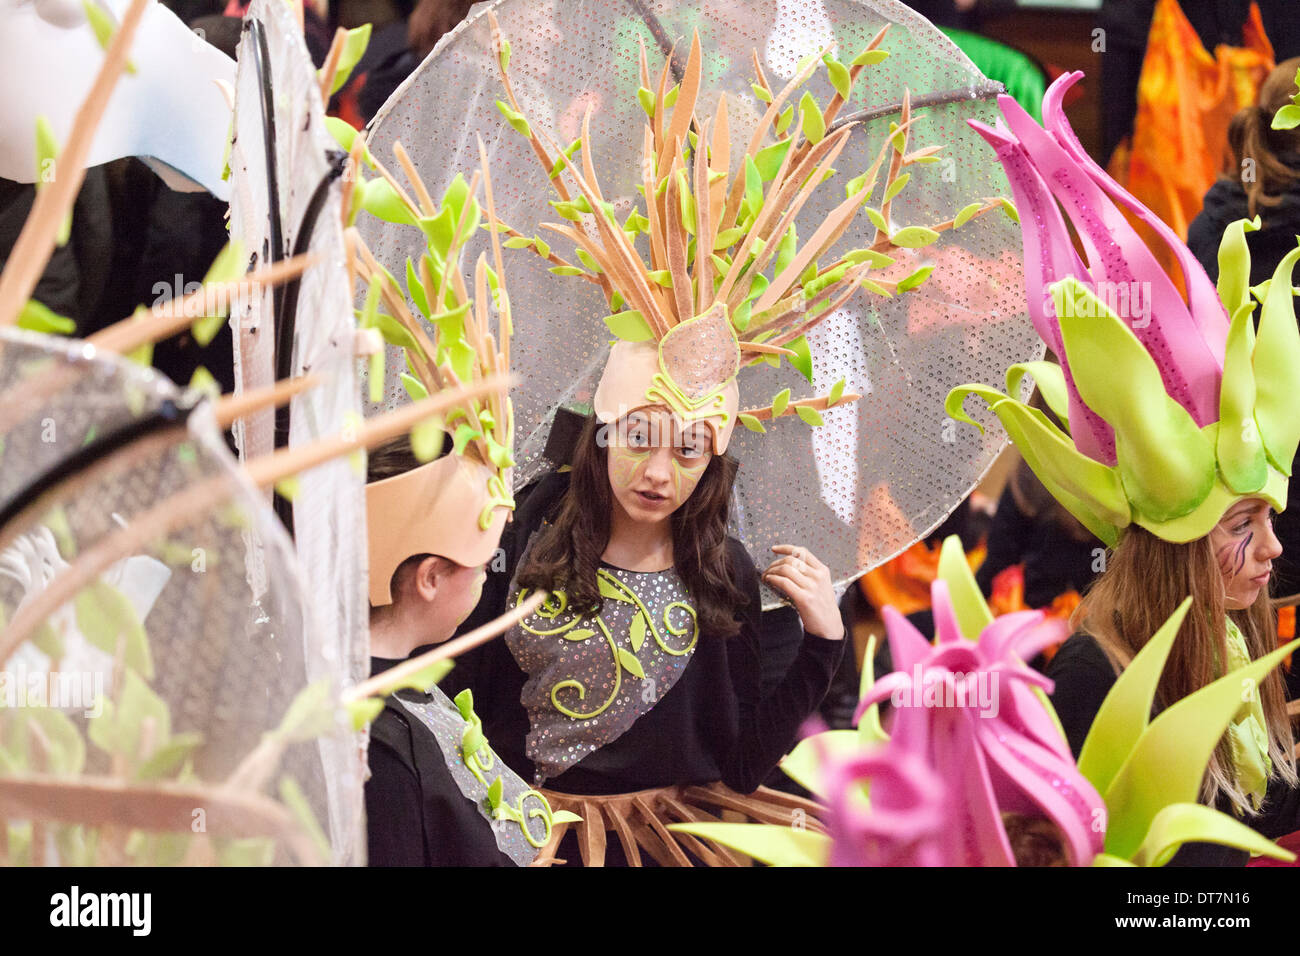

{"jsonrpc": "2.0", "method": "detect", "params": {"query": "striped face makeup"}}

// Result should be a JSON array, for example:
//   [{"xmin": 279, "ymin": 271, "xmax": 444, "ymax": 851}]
[
  {"xmin": 606, "ymin": 408, "xmax": 713, "ymax": 524},
  {"xmin": 1208, "ymin": 499, "xmax": 1282, "ymax": 610}
]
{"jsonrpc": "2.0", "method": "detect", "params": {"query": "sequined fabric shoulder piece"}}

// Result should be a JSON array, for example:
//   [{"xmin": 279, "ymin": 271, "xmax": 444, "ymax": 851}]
[
  {"xmin": 394, "ymin": 683, "xmax": 556, "ymax": 864},
  {"xmin": 506, "ymin": 563, "xmax": 700, "ymax": 785}
]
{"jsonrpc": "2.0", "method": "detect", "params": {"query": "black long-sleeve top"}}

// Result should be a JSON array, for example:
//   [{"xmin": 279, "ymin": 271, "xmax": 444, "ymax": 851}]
[
  {"xmin": 365, "ymin": 657, "xmax": 513, "ymax": 867},
  {"xmin": 1046, "ymin": 632, "xmax": 1300, "ymax": 866},
  {"xmin": 442, "ymin": 472, "xmax": 845, "ymax": 796}
]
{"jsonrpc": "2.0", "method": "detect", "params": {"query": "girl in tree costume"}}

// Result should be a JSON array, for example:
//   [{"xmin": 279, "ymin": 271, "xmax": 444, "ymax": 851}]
[
  {"xmin": 426, "ymin": 5, "xmax": 1030, "ymax": 864},
  {"xmin": 945, "ymin": 73, "xmax": 1300, "ymax": 864}
]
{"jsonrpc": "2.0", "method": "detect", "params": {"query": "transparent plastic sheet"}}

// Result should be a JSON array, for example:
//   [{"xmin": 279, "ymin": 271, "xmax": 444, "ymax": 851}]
[
  {"xmin": 359, "ymin": 0, "xmax": 1041, "ymax": 608},
  {"xmin": 0, "ymin": 328, "xmax": 361, "ymax": 865},
  {"xmin": 228, "ymin": 0, "xmax": 368, "ymax": 862}
]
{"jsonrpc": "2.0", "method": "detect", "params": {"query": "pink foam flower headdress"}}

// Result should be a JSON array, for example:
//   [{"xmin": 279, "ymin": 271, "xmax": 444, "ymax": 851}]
[{"xmin": 948, "ymin": 72, "xmax": 1300, "ymax": 545}]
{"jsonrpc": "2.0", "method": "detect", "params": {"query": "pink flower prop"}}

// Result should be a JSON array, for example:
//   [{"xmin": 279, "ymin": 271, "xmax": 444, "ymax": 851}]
[{"xmin": 835, "ymin": 580, "xmax": 1105, "ymax": 866}]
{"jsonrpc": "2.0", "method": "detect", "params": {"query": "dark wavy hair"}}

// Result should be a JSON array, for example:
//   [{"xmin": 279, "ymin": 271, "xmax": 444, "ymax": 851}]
[{"xmin": 516, "ymin": 414, "xmax": 747, "ymax": 637}]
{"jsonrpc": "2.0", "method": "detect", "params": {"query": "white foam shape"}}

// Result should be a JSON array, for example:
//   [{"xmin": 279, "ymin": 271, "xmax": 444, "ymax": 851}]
[{"xmin": 0, "ymin": 0, "xmax": 235, "ymax": 199}]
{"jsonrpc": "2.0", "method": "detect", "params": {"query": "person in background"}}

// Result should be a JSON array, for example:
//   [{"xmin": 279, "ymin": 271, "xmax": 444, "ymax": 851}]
[{"xmin": 1188, "ymin": 57, "xmax": 1300, "ymax": 599}]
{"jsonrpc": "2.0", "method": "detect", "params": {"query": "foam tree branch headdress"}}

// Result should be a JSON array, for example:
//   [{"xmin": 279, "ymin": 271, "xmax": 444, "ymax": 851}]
[
  {"xmin": 488, "ymin": 11, "xmax": 1005, "ymax": 453},
  {"xmin": 946, "ymin": 72, "xmax": 1300, "ymax": 546},
  {"xmin": 355, "ymin": 0, "xmax": 1044, "ymax": 608},
  {"xmin": 669, "ymin": 536, "xmax": 1299, "ymax": 866},
  {"xmin": 329, "ymin": 110, "xmax": 517, "ymax": 602}
]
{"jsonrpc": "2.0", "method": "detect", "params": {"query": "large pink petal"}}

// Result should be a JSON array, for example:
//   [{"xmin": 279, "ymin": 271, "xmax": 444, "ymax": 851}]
[
  {"xmin": 967, "ymin": 116, "xmax": 1115, "ymax": 462},
  {"xmin": 1043, "ymin": 72, "xmax": 1228, "ymax": 369},
  {"xmin": 998, "ymin": 92, "xmax": 1223, "ymax": 427}
]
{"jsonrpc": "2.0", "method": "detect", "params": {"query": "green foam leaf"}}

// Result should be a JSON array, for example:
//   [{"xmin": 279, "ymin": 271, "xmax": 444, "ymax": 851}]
[
  {"xmin": 327, "ymin": 24, "xmax": 371, "ymax": 95},
  {"xmin": 826, "ymin": 59, "xmax": 852, "ymax": 99},
  {"xmin": 1217, "ymin": 301, "xmax": 1266, "ymax": 492},
  {"xmin": 889, "ymin": 226, "xmax": 940, "ymax": 249},
  {"xmin": 1054, "ymin": 278, "xmax": 1216, "ymax": 523},
  {"xmin": 850, "ymin": 48, "xmax": 890, "ymax": 67},
  {"xmin": 666, "ymin": 822, "xmax": 829, "ymax": 866},
  {"xmin": 937, "ymin": 534, "xmax": 992, "ymax": 640},
  {"xmin": 16, "ymin": 299, "xmax": 75, "ymax": 335},
  {"xmin": 795, "ymin": 405, "xmax": 823, "ymax": 426},
  {"xmin": 1250, "ymin": 244, "xmax": 1300, "ymax": 473},
  {"xmin": 602, "ymin": 310, "xmax": 653, "ymax": 342},
  {"xmin": 799, "ymin": 92, "xmax": 825, "ymax": 145},
  {"xmin": 786, "ymin": 335, "xmax": 813, "ymax": 383},
  {"xmin": 616, "ymin": 648, "xmax": 645, "ymax": 679},
  {"xmin": 1101, "ymin": 635, "xmax": 1300, "ymax": 859},
  {"xmin": 1077, "ymin": 597, "xmax": 1189, "ymax": 796}
]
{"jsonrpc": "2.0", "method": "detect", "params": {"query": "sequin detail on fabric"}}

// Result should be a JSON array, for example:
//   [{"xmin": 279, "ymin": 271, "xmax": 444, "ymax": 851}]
[
  {"xmin": 394, "ymin": 684, "xmax": 557, "ymax": 864},
  {"xmin": 658, "ymin": 304, "xmax": 740, "ymax": 401},
  {"xmin": 507, "ymin": 566, "xmax": 699, "ymax": 784}
]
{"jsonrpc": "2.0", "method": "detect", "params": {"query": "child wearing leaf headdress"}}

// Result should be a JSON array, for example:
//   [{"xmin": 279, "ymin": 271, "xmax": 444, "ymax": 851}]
[
  {"xmin": 342, "ymin": 110, "xmax": 574, "ymax": 865},
  {"xmin": 363, "ymin": 435, "xmax": 573, "ymax": 866}
]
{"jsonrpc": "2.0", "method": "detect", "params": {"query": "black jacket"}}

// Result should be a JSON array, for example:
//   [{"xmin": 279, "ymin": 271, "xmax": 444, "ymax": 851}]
[
  {"xmin": 1047, "ymin": 632, "xmax": 1300, "ymax": 866},
  {"xmin": 365, "ymin": 658, "xmax": 514, "ymax": 867}
]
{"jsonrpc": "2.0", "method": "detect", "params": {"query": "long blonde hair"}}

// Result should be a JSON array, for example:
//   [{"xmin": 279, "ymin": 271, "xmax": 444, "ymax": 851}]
[{"xmin": 1072, "ymin": 526, "xmax": 1297, "ymax": 815}]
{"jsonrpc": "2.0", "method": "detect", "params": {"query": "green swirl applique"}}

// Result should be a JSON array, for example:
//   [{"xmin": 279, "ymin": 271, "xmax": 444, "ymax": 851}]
[
  {"xmin": 485, "ymin": 776, "xmax": 578, "ymax": 848},
  {"xmin": 453, "ymin": 689, "xmax": 497, "ymax": 785},
  {"xmin": 452, "ymin": 688, "xmax": 578, "ymax": 846},
  {"xmin": 516, "ymin": 569, "xmax": 699, "ymax": 721}
]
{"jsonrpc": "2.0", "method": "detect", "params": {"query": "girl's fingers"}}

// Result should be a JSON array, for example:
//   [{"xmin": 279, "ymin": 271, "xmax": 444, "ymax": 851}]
[
  {"xmin": 761, "ymin": 567, "xmax": 807, "ymax": 598},
  {"xmin": 772, "ymin": 544, "xmax": 829, "ymax": 575},
  {"xmin": 765, "ymin": 559, "xmax": 814, "ymax": 588}
]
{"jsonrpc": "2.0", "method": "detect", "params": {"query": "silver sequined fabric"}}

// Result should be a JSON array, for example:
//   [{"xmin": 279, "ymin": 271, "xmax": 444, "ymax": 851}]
[
  {"xmin": 360, "ymin": 0, "xmax": 1041, "ymax": 609},
  {"xmin": 507, "ymin": 564, "xmax": 698, "ymax": 784},
  {"xmin": 395, "ymin": 685, "xmax": 545, "ymax": 864}
]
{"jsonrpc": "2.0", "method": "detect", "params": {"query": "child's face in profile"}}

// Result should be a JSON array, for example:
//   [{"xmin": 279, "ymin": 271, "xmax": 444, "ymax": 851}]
[{"xmin": 429, "ymin": 560, "xmax": 488, "ymax": 642}]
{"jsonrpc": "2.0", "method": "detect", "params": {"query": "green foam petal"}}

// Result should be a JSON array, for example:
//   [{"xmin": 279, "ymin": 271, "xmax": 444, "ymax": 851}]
[
  {"xmin": 944, "ymin": 382, "xmax": 1005, "ymax": 434},
  {"xmin": 1215, "ymin": 216, "xmax": 1260, "ymax": 320},
  {"xmin": 1135, "ymin": 429, "xmax": 1289, "ymax": 543},
  {"xmin": 665, "ymin": 822, "xmax": 830, "ymax": 866},
  {"xmin": 1251, "ymin": 244, "xmax": 1300, "ymax": 475},
  {"xmin": 1091, "ymin": 853, "xmax": 1137, "ymax": 867},
  {"xmin": 1005, "ymin": 361, "xmax": 1070, "ymax": 431},
  {"xmin": 1217, "ymin": 301, "xmax": 1267, "ymax": 493},
  {"xmin": 937, "ymin": 534, "xmax": 991, "ymax": 641},
  {"xmin": 1132, "ymin": 802, "xmax": 1296, "ymax": 867},
  {"xmin": 857, "ymin": 634, "xmax": 888, "ymax": 746},
  {"xmin": 780, "ymin": 729, "xmax": 862, "ymax": 803},
  {"xmin": 986, "ymin": 398, "xmax": 1128, "ymax": 546},
  {"xmin": 1102, "ymin": 636, "xmax": 1300, "ymax": 859},
  {"xmin": 1078, "ymin": 597, "xmax": 1191, "ymax": 797},
  {"xmin": 1054, "ymin": 278, "xmax": 1216, "ymax": 523}
]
